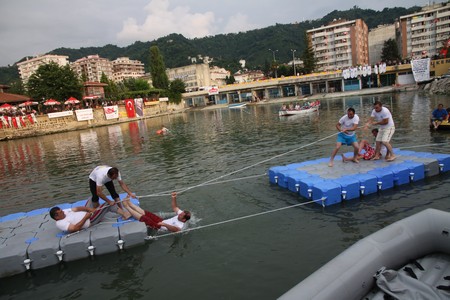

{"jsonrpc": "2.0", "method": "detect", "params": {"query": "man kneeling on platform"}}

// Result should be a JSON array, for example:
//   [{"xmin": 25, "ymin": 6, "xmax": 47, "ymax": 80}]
[
  {"xmin": 49, "ymin": 200, "xmax": 116, "ymax": 233},
  {"xmin": 123, "ymin": 192, "xmax": 191, "ymax": 232}
]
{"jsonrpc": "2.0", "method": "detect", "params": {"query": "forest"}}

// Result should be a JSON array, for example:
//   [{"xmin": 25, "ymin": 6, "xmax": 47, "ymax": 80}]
[{"xmin": 0, "ymin": 5, "xmax": 420, "ymax": 85}]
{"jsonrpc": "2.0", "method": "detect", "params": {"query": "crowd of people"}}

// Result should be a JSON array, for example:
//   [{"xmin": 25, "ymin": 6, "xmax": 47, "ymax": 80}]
[{"xmin": 0, "ymin": 109, "xmax": 37, "ymax": 129}]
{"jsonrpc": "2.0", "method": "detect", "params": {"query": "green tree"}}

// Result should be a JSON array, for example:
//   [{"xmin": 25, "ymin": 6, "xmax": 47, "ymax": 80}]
[
  {"xmin": 101, "ymin": 72, "xmax": 121, "ymax": 101},
  {"xmin": 27, "ymin": 62, "xmax": 83, "ymax": 101},
  {"xmin": 381, "ymin": 39, "xmax": 401, "ymax": 63},
  {"xmin": 225, "ymin": 75, "xmax": 236, "ymax": 84},
  {"xmin": 123, "ymin": 78, "xmax": 150, "ymax": 91},
  {"xmin": 7, "ymin": 80, "xmax": 26, "ymax": 95},
  {"xmin": 168, "ymin": 78, "xmax": 186, "ymax": 104},
  {"xmin": 301, "ymin": 32, "xmax": 316, "ymax": 74},
  {"xmin": 149, "ymin": 46, "xmax": 169, "ymax": 89}
]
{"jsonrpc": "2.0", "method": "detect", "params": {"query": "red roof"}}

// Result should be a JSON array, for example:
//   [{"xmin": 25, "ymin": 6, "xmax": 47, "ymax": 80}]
[{"xmin": 0, "ymin": 92, "xmax": 31, "ymax": 104}]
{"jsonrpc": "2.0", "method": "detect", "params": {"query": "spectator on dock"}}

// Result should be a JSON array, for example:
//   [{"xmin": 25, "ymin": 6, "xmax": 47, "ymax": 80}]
[
  {"xmin": 365, "ymin": 101, "xmax": 396, "ymax": 161},
  {"xmin": 122, "ymin": 192, "xmax": 190, "ymax": 232},
  {"xmin": 431, "ymin": 104, "xmax": 448, "ymax": 130},
  {"xmin": 328, "ymin": 107, "xmax": 360, "ymax": 167}
]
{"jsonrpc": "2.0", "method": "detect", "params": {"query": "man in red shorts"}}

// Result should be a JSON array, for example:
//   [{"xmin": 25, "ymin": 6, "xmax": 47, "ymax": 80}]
[{"xmin": 123, "ymin": 192, "xmax": 191, "ymax": 232}]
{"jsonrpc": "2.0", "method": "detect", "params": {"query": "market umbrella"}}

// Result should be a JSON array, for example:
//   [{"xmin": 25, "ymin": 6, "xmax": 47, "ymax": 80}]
[
  {"xmin": 43, "ymin": 99, "xmax": 61, "ymax": 106},
  {"xmin": 19, "ymin": 101, "xmax": 38, "ymax": 107},
  {"xmin": 0, "ymin": 103, "xmax": 13, "ymax": 110},
  {"xmin": 64, "ymin": 97, "xmax": 80, "ymax": 105}
]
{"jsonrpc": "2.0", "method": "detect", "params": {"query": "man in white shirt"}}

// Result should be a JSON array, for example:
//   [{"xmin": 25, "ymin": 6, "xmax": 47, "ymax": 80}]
[
  {"xmin": 328, "ymin": 107, "xmax": 360, "ymax": 167},
  {"xmin": 49, "ymin": 202, "xmax": 113, "ymax": 233},
  {"xmin": 122, "ymin": 192, "xmax": 190, "ymax": 233},
  {"xmin": 89, "ymin": 166, "xmax": 135, "ymax": 218},
  {"xmin": 366, "ymin": 101, "xmax": 396, "ymax": 161}
]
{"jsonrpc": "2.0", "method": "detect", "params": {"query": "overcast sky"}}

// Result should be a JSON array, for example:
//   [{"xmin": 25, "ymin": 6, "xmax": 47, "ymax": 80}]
[{"xmin": 0, "ymin": 0, "xmax": 430, "ymax": 67}]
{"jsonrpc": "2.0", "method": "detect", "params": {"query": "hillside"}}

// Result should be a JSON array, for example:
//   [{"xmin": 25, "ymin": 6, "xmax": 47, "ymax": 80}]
[{"xmin": 0, "ymin": 5, "xmax": 420, "ymax": 85}]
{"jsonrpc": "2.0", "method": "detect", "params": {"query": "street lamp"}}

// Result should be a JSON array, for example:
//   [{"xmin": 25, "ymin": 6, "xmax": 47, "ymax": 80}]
[
  {"xmin": 268, "ymin": 49, "xmax": 278, "ymax": 78},
  {"xmin": 291, "ymin": 49, "xmax": 297, "ymax": 76}
]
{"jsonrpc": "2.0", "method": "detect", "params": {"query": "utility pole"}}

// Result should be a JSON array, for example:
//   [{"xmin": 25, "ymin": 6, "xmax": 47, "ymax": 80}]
[{"xmin": 291, "ymin": 49, "xmax": 297, "ymax": 76}]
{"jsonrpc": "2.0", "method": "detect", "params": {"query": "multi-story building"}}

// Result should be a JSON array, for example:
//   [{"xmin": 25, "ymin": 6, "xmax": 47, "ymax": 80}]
[
  {"xmin": 71, "ymin": 55, "xmax": 113, "ymax": 82},
  {"xmin": 17, "ymin": 54, "xmax": 69, "ymax": 83},
  {"xmin": 399, "ymin": 2, "xmax": 450, "ymax": 59},
  {"xmin": 307, "ymin": 19, "xmax": 369, "ymax": 71},
  {"xmin": 368, "ymin": 24, "xmax": 397, "ymax": 65},
  {"xmin": 166, "ymin": 63, "xmax": 211, "ymax": 92},
  {"xmin": 112, "ymin": 57, "xmax": 145, "ymax": 82},
  {"xmin": 233, "ymin": 70, "xmax": 265, "ymax": 83},
  {"xmin": 210, "ymin": 66, "xmax": 230, "ymax": 86}
]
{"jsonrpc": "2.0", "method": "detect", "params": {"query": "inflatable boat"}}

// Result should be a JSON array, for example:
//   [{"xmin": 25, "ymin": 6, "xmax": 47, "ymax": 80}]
[{"xmin": 279, "ymin": 208, "xmax": 450, "ymax": 299}]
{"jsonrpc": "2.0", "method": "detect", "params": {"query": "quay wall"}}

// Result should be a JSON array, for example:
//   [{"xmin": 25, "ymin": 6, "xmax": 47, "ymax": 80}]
[{"xmin": 0, "ymin": 101, "xmax": 185, "ymax": 141}]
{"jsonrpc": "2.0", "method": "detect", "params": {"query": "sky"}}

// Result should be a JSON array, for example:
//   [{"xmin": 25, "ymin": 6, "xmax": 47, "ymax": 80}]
[{"xmin": 0, "ymin": 0, "xmax": 430, "ymax": 67}]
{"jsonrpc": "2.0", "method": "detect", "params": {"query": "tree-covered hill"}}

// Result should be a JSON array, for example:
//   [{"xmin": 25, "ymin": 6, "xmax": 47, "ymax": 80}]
[{"xmin": 0, "ymin": 5, "xmax": 420, "ymax": 85}]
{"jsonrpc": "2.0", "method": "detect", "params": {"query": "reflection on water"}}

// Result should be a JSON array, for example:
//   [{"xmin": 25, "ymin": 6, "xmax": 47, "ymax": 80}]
[{"xmin": 1, "ymin": 92, "xmax": 450, "ymax": 299}]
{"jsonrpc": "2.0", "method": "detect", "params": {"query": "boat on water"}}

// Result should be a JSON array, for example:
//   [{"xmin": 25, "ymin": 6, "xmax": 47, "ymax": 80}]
[
  {"xmin": 279, "ymin": 208, "xmax": 450, "ymax": 300},
  {"xmin": 430, "ymin": 119, "xmax": 450, "ymax": 130},
  {"xmin": 278, "ymin": 101, "xmax": 320, "ymax": 116},
  {"xmin": 228, "ymin": 102, "xmax": 247, "ymax": 109}
]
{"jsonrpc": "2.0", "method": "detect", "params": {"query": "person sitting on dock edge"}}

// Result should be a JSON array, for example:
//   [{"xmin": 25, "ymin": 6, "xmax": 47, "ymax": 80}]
[
  {"xmin": 328, "ymin": 107, "xmax": 360, "ymax": 167},
  {"xmin": 431, "ymin": 103, "xmax": 448, "ymax": 130},
  {"xmin": 122, "ymin": 192, "xmax": 191, "ymax": 232}
]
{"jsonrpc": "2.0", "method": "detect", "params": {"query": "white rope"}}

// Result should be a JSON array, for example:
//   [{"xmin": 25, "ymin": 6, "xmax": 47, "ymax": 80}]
[
  {"xmin": 138, "ymin": 173, "xmax": 267, "ymax": 198},
  {"xmin": 400, "ymin": 142, "xmax": 449, "ymax": 150},
  {"xmin": 138, "ymin": 132, "xmax": 339, "ymax": 199},
  {"xmin": 145, "ymin": 198, "xmax": 325, "ymax": 240}
]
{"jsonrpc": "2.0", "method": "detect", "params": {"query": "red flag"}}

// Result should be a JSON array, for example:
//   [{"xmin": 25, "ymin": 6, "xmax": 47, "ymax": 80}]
[
  {"xmin": 26, "ymin": 114, "xmax": 34, "ymax": 124},
  {"xmin": 11, "ymin": 117, "xmax": 18, "ymax": 128},
  {"xmin": 124, "ymin": 99, "xmax": 136, "ymax": 118},
  {"xmin": 19, "ymin": 117, "xmax": 26, "ymax": 127}
]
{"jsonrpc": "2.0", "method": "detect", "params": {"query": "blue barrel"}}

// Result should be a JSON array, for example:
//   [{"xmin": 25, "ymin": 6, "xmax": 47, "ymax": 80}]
[
  {"xmin": 268, "ymin": 166, "xmax": 289, "ymax": 184},
  {"xmin": 287, "ymin": 171, "xmax": 312, "ymax": 193},
  {"xmin": 367, "ymin": 168, "xmax": 394, "ymax": 190},
  {"xmin": 278, "ymin": 169, "xmax": 302, "ymax": 188},
  {"xmin": 299, "ymin": 176, "xmax": 324, "ymax": 199},
  {"xmin": 403, "ymin": 160, "xmax": 425, "ymax": 181},
  {"xmin": 333, "ymin": 175, "xmax": 361, "ymax": 200},
  {"xmin": 356, "ymin": 173, "xmax": 378, "ymax": 195},
  {"xmin": 382, "ymin": 163, "xmax": 411, "ymax": 186},
  {"xmin": 311, "ymin": 181, "xmax": 342, "ymax": 206}
]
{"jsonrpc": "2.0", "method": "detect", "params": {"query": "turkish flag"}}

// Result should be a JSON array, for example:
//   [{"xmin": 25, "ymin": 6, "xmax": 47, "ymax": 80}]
[{"xmin": 124, "ymin": 99, "xmax": 136, "ymax": 118}]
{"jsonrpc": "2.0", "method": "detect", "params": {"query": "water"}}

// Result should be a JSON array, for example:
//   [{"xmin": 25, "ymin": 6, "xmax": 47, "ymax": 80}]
[{"xmin": 1, "ymin": 91, "xmax": 450, "ymax": 299}]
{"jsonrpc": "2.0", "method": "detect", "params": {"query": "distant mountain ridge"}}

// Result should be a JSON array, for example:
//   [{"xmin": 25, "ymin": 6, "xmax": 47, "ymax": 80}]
[{"xmin": 0, "ymin": 5, "xmax": 420, "ymax": 84}]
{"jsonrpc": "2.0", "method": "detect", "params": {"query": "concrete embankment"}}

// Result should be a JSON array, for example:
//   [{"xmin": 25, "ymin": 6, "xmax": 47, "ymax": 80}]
[{"xmin": 0, "ymin": 102, "xmax": 185, "ymax": 141}]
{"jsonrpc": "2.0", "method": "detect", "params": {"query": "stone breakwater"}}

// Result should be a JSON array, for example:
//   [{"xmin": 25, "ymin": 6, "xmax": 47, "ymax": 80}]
[
  {"xmin": 421, "ymin": 77, "xmax": 450, "ymax": 95},
  {"xmin": 0, "ymin": 103, "xmax": 184, "ymax": 141}
]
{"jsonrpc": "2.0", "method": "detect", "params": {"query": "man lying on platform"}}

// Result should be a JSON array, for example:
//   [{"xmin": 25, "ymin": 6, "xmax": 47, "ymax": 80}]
[
  {"xmin": 122, "ymin": 192, "xmax": 191, "ymax": 232},
  {"xmin": 49, "ymin": 199, "xmax": 117, "ymax": 233}
]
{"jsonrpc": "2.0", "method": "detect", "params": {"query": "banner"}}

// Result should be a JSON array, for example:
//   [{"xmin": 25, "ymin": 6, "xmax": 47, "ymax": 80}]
[
  {"xmin": 411, "ymin": 58, "xmax": 431, "ymax": 83},
  {"xmin": 134, "ymin": 98, "xmax": 144, "ymax": 117},
  {"xmin": 75, "ymin": 108, "xmax": 94, "ymax": 121},
  {"xmin": 103, "ymin": 105, "xmax": 119, "ymax": 120},
  {"xmin": 48, "ymin": 111, "xmax": 73, "ymax": 118},
  {"xmin": 124, "ymin": 99, "xmax": 136, "ymax": 118}
]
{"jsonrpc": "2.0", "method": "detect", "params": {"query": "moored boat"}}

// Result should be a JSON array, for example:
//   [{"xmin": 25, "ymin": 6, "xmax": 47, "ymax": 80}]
[
  {"xmin": 228, "ymin": 102, "xmax": 247, "ymax": 109},
  {"xmin": 430, "ymin": 119, "xmax": 450, "ymax": 130},
  {"xmin": 279, "ymin": 208, "xmax": 450, "ymax": 300},
  {"xmin": 278, "ymin": 101, "xmax": 320, "ymax": 117}
]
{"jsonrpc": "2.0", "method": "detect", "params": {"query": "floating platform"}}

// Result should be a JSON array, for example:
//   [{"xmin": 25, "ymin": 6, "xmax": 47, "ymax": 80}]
[
  {"xmin": 269, "ymin": 149, "xmax": 450, "ymax": 206},
  {"xmin": 0, "ymin": 194, "xmax": 148, "ymax": 278}
]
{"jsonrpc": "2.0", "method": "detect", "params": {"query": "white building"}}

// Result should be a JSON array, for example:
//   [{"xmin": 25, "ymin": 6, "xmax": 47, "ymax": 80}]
[
  {"xmin": 166, "ymin": 63, "xmax": 211, "ymax": 92},
  {"xmin": 71, "ymin": 55, "xmax": 113, "ymax": 82},
  {"xmin": 112, "ymin": 57, "xmax": 145, "ymax": 82},
  {"xmin": 399, "ymin": 2, "xmax": 450, "ymax": 59},
  {"xmin": 233, "ymin": 70, "xmax": 265, "ymax": 83},
  {"xmin": 17, "ymin": 54, "xmax": 69, "ymax": 83},
  {"xmin": 210, "ymin": 66, "xmax": 230, "ymax": 87},
  {"xmin": 307, "ymin": 19, "xmax": 369, "ymax": 71}
]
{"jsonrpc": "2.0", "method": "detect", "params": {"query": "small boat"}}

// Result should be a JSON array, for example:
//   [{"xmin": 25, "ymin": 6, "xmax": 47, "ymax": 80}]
[
  {"xmin": 430, "ymin": 119, "xmax": 450, "ymax": 130},
  {"xmin": 279, "ymin": 208, "xmax": 450, "ymax": 300},
  {"xmin": 279, "ymin": 101, "xmax": 320, "ymax": 117},
  {"xmin": 228, "ymin": 102, "xmax": 247, "ymax": 109}
]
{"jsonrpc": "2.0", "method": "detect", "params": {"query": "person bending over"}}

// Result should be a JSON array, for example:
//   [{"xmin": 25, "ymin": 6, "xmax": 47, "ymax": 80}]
[{"xmin": 123, "ymin": 192, "xmax": 191, "ymax": 232}]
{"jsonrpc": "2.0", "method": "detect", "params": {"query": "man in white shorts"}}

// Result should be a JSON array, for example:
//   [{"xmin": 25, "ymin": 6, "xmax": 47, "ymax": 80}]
[{"xmin": 366, "ymin": 100, "xmax": 396, "ymax": 161}]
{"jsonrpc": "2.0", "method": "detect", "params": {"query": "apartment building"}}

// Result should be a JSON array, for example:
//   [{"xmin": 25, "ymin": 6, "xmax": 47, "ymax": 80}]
[
  {"xmin": 210, "ymin": 66, "xmax": 230, "ymax": 86},
  {"xmin": 17, "ymin": 54, "xmax": 69, "ymax": 83},
  {"xmin": 399, "ymin": 2, "xmax": 450, "ymax": 59},
  {"xmin": 166, "ymin": 63, "xmax": 211, "ymax": 92},
  {"xmin": 71, "ymin": 55, "xmax": 113, "ymax": 82},
  {"xmin": 112, "ymin": 57, "xmax": 145, "ymax": 82},
  {"xmin": 307, "ymin": 19, "xmax": 369, "ymax": 71}
]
